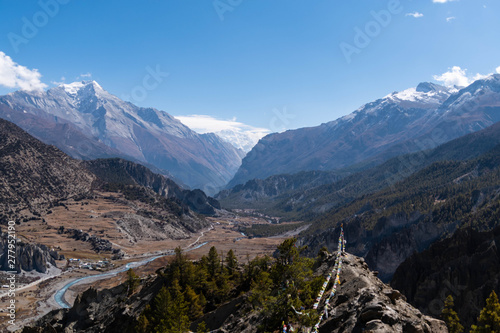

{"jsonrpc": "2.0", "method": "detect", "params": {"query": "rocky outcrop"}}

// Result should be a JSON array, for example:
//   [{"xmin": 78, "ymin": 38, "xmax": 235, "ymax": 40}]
[
  {"xmin": 20, "ymin": 275, "xmax": 164, "ymax": 333},
  {"xmin": 391, "ymin": 226, "xmax": 500, "ymax": 329},
  {"xmin": 213, "ymin": 253, "xmax": 447, "ymax": 333},
  {"xmin": 0, "ymin": 228, "xmax": 63, "ymax": 273},
  {"xmin": 57, "ymin": 226, "xmax": 123, "ymax": 258}
]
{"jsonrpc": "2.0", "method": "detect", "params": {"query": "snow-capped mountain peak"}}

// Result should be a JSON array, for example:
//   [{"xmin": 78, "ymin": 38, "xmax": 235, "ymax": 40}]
[
  {"xmin": 335, "ymin": 82, "xmax": 453, "ymax": 125},
  {"xmin": 384, "ymin": 82, "xmax": 452, "ymax": 106},
  {"xmin": 59, "ymin": 80, "xmax": 103, "ymax": 96}
]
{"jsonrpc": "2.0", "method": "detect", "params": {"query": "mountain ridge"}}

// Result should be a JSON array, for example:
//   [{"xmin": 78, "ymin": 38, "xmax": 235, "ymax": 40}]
[
  {"xmin": 228, "ymin": 75, "xmax": 500, "ymax": 188},
  {"xmin": 0, "ymin": 81, "xmax": 244, "ymax": 195}
]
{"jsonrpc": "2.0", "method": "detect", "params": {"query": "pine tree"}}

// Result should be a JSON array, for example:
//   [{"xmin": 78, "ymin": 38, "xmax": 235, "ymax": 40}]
[
  {"xmin": 471, "ymin": 290, "xmax": 500, "ymax": 333},
  {"xmin": 135, "ymin": 312, "xmax": 150, "ymax": 333},
  {"xmin": 442, "ymin": 295, "xmax": 463, "ymax": 333},
  {"xmin": 184, "ymin": 285, "xmax": 204, "ymax": 319},
  {"xmin": 168, "ymin": 280, "xmax": 190, "ymax": 332},
  {"xmin": 207, "ymin": 246, "xmax": 220, "ymax": 279},
  {"xmin": 126, "ymin": 268, "xmax": 140, "ymax": 296},
  {"xmin": 152, "ymin": 287, "xmax": 173, "ymax": 332},
  {"xmin": 225, "ymin": 249, "xmax": 238, "ymax": 275}
]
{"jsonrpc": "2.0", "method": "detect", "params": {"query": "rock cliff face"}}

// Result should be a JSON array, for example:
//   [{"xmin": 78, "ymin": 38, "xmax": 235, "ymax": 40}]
[
  {"xmin": 0, "ymin": 228, "xmax": 63, "ymax": 273},
  {"xmin": 391, "ymin": 226, "xmax": 500, "ymax": 329},
  {"xmin": 20, "ymin": 253, "xmax": 447, "ymax": 333}
]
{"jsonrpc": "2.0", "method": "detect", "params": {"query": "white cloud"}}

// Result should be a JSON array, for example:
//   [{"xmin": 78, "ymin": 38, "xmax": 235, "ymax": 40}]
[
  {"xmin": 473, "ymin": 73, "xmax": 490, "ymax": 81},
  {"xmin": 406, "ymin": 12, "xmax": 424, "ymax": 18},
  {"xmin": 175, "ymin": 114, "xmax": 270, "ymax": 152},
  {"xmin": 433, "ymin": 66, "xmax": 498, "ymax": 88},
  {"xmin": 0, "ymin": 51, "xmax": 47, "ymax": 91},
  {"xmin": 446, "ymin": 16, "xmax": 456, "ymax": 22},
  {"xmin": 433, "ymin": 66, "xmax": 470, "ymax": 87},
  {"xmin": 433, "ymin": 0, "xmax": 457, "ymax": 3}
]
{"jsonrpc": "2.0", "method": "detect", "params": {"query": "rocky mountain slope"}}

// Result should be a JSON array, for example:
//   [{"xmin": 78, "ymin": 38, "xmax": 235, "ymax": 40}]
[
  {"xmin": 216, "ymin": 170, "xmax": 343, "ymax": 210},
  {"xmin": 228, "ymin": 76, "xmax": 500, "ymax": 188},
  {"xmin": 0, "ymin": 118, "xmax": 95, "ymax": 223},
  {"xmin": 299, "ymin": 138, "xmax": 500, "ymax": 281},
  {"xmin": 219, "ymin": 120, "xmax": 500, "ymax": 222},
  {"xmin": 0, "ymin": 81, "xmax": 244, "ymax": 194},
  {"xmin": 84, "ymin": 158, "xmax": 220, "ymax": 215},
  {"xmin": 213, "ymin": 253, "xmax": 446, "ymax": 333},
  {"xmin": 391, "ymin": 226, "xmax": 500, "ymax": 329},
  {"xmin": 19, "ymin": 252, "xmax": 447, "ymax": 333}
]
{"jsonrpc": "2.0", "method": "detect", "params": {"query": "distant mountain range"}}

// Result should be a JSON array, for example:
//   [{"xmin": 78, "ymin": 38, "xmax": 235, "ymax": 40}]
[
  {"xmin": 0, "ymin": 81, "xmax": 244, "ymax": 195},
  {"xmin": 228, "ymin": 75, "xmax": 500, "ymax": 188}
]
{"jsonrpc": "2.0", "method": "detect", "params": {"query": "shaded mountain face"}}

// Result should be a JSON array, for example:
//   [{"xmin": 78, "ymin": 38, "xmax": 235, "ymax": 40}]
[
  {"xmin": 216, "ymin": 170, "xmax": 343, "ymax": 210},
  {"xmin": 228, "ymin": 75, "xmax": 500, "ymax": 188},
  {"xmin": 84, "ymin": 158, "xmax": 220, "ymax": 216},
  {"xmin": 298, "ymin": 134, "xmax": 500, "ymax": 281},
  {"xmin": 391, "ymin": 226, "xmax": 500, "ymax": 329},
  {"xmin": 0, "ymin": 81, "xmax": 244, "ymax": 194},
  {"xmin": 0, "ymin": 118, "xmax": 95, "ymax": 223}
]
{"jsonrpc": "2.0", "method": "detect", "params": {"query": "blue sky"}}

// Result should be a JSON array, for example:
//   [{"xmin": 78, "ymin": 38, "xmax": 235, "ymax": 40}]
[{"xmin": 0, "ymin": 0, "xmax": 499, "ymax": 136}]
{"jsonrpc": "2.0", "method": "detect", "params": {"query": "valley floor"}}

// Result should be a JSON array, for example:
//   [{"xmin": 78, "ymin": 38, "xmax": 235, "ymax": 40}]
[{"xmin": 0, "ymin": 208, "xmax": 289, "ymax": 332}]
